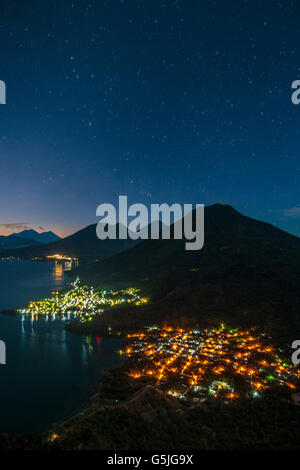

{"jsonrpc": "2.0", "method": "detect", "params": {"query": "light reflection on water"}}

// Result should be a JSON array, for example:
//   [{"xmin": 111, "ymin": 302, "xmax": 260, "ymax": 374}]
[
  {"xmin": 52, "ymin": 262, "xmax": 64, "ymax": 286},
  {"xmin": 63, "ymin": 260, "xmax": 78, "ymax": 272},
  {"xmin": 20, "ymin": 315, "xmax": 98, "ymax": 362},
  {"xmin": 0, "ymin": 260, "xmax": 67, "ymax": 310},
  {"xmin": 51, "ymin": 260, "xmax": 78, "ymax": 288},
  {"xmin": 0, "ymin": 310, "xmax": 123, "ymax": 435},
  {"xmin": 0, "ymin": 259, "xmax": 80, "ymax": 310},
  {"xmin": 0, "ymin": 260, "xmax": 123, "ymax": 435}
]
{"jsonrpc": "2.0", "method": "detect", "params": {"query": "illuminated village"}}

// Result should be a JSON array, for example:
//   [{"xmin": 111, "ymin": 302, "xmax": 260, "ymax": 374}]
[
  {"xmin": 46, "ymin": 254, "xmax": 79, "ymax": 262},
  {"xmin": 125, "ymin": 325, "xmax": 300, "ymax": 401},
  {"xmin": 18, "ymin": 278, "xmax": 148, "ymax": 321}
]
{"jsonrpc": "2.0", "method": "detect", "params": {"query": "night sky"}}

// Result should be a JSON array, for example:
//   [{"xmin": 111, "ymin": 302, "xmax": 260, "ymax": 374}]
[{"xmin": 1, "ymin": 0, "xmax": 300, "ymax": 237}]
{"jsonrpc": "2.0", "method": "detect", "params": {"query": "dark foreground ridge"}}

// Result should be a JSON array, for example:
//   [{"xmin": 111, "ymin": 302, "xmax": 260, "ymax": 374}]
[{"xmin": 1, "ymin": 366, "xmax": 300, "ymax": 450}]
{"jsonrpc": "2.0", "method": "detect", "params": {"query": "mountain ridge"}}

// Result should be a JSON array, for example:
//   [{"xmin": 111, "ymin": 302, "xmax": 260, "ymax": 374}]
[
  {"xmin": 0, "ymin": 234, "xmax": 41, "ymax": 250},
  {"xmin": 0, "ymin": 223, "xmax": 141, "ymax": 262},
  {"xmin": 12, "ymin": 229, "xmax": 61, "ymax": 244},
  {"xmin": 67, "ymin": 204, "xmax": 300, "ymax": 342}
]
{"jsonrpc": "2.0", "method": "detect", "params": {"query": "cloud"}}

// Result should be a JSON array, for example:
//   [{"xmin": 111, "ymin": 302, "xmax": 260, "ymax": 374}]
[
  {"xmin": 283, "ymin": 207, "xmax": 300, "ymax": 218},
  {"xmin": 0, "ymin": 222, "xmax": 45, "ymax": 232}
]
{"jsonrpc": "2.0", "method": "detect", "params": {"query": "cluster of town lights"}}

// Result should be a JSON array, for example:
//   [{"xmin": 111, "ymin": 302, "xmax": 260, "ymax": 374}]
[
  {"xmin": 125, "ymin": 325, "xmax": 299, "ymax": 401},
  {"xmin": 18, "ymin": 278, "xmax": 148, "ymax": 321},
  {"xmin": 46, "ymin": 254, "xmax": 79, "ymax": 261}
]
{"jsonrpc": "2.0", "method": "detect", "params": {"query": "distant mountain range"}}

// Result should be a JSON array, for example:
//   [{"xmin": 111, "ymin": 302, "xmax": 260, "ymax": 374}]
[
  {"xmin": 0, "ymin": 229, "xmax": 60, "ymax": 251},
  {"xmin": 0, "ymin": 234, "xmax": 40, "ymax": 250},
  {"xmin": 68, "ymin": 204, "xmax": 300, "ymax": 343},
  {"xmin": 12, "ymin": 229, "xmax": 61, "ymax": 244},
  {"xmin": 0, "ymin": 224, "xmax": 140, "ymax": 262}
]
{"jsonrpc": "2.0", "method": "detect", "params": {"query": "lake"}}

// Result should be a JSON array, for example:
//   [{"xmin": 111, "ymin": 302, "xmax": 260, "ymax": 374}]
[{"xmin": 0, "ymin": 260, "xmax": 123, "ymax": 435}]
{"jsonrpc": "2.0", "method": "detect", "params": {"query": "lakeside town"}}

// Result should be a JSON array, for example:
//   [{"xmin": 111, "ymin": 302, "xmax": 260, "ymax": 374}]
[
  {"xmin": 18, "ymin": 278, "xmax": 149, "ymax": 322},
  {"xmin": 124, "ymin": 325, "xmax": 300, "ymax": 402}
]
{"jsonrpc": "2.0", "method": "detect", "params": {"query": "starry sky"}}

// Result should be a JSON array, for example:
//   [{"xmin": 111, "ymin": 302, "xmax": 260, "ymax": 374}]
[{"xmin": 1, "ymin": 0, "xmax": 300, "ymax": 238}]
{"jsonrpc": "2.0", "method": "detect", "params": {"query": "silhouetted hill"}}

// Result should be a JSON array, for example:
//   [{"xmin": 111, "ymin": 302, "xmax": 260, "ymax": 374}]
[
  {"xmin": 69, "ymin": 204, "xmax": 300, "ymax": 342},
  {"xmin": 73, "ymin": 204, "xmax": 300, "ymax": 284},
  {"xmin": 1, "ymin": 224, "xmax": 140, "ymax": 262},
  {"xmin": 3, "ymin": 365, "xmax": 300, "ymax": 450},
  {"xmin": 13, "ymin": 229, "xmax": 61, "ymax": 244}
]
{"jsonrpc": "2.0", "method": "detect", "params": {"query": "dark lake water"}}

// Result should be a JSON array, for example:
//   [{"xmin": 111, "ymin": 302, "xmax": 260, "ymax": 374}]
[{"xmin": 0, "ymin": 260, "xmax": 123, "ymax": 435}]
